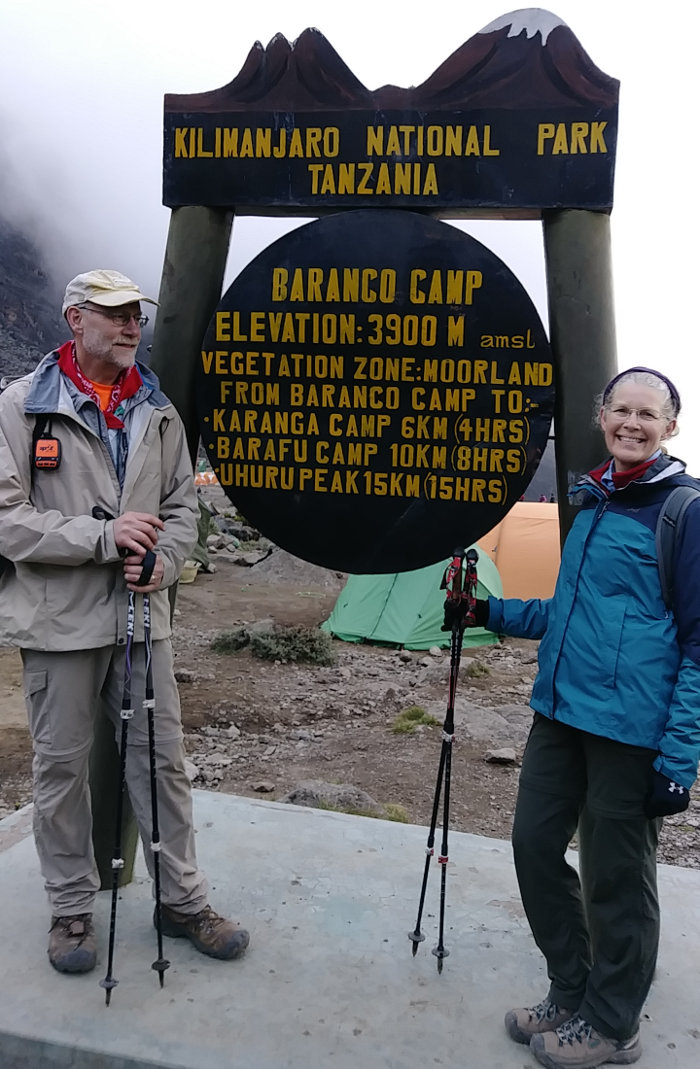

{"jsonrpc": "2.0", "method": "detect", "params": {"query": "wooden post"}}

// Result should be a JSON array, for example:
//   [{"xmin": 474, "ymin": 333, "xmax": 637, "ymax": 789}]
[
  {"xmin": 89, "ymin": 205, "xmax": 233, "ymax": 887},
  {"xmin": 149, "ymin": 205, "xmax": 234, "ymax": 465},
  {"xmin": 542, "ymin": 209, "xmax": 617, "ymax": 544},
  {"xmin": 90, "ymin": 712, "xmax": 139, "ymax": 889}
]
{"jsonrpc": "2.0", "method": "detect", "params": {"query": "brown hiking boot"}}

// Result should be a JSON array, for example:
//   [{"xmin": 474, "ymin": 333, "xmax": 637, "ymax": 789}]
[
  {"xmin": 158, "ymin": 904, "xmax": 249, "ymax": 960},
  {"xmin": 48, "ymin": 914, "xmax": 97, "ymax": 974},
  {"xmin": 531, "ymin": 1014, "xmax": 642, "ymax": 1067},
  {"xmin": 505, "ymin": 997, "xmax": 576, "ymax": 1044}
]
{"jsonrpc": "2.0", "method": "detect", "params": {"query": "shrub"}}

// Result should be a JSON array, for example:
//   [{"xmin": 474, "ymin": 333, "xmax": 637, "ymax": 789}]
[
  {"xmin": 318, "ymin": 800, "xmax": 409, "ymax": 823},
  {"xmin": 382, "ymin": 803, "xmax": 410, "ymax": 823},
  {"xmin": 392, "ymin": 705, "xmax": 439, "ymax": 733},
  {"xmin": 209, "ymin": 628, "xmax": 250, "ymax": 653},
  {"xmin": 249, "ymin": 625, "xmax": 336, "ymax": 666}
]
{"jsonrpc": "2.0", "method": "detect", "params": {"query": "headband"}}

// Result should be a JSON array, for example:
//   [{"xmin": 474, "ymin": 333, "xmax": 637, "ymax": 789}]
[{"xmin": 602, "ymin": 366, "xmax": 681, "ymax": 417}]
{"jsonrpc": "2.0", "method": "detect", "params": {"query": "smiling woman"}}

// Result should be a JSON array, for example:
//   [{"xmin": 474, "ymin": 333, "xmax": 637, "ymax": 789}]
[
  {"xmin": 597, "ymin": 366, "xmax": 680, "ymax": 473},
  {"xmin": 601, "ymin": 388, "xmax": 676, "ymax": 471},
  {"xmin": 471, "ymin": 361, "xmax": 700, "ymax": 1068}
]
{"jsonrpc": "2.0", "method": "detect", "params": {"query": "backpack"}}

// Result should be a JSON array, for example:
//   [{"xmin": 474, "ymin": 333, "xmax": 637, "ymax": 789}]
[{"xmin": 655, "ymin": 483, "xmax": 700, "ymax": 610}]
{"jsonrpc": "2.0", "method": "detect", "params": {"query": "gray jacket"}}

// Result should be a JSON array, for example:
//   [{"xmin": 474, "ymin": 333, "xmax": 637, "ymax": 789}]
[{"xmin": 0, "ymin": 351, "xmax": 198, "ymax": 650}]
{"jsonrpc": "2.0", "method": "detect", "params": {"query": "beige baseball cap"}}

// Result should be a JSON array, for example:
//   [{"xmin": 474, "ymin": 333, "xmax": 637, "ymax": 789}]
[{"xmin": 62, "ymin": 269, "xmax": 158, "ymax": 317}]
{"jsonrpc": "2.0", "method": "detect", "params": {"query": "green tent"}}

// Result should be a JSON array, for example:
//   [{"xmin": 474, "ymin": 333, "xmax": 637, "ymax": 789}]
[{"xmin": 321, "ymin": 548, "xmax": 502, "ymax": 650}]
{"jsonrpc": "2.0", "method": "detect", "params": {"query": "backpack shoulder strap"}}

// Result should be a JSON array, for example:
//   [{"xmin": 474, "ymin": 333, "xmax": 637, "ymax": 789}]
[
  {"xmin": 656, "ymin": 484, "xmax": 700, "ymax": 610},
  {"xmin": 31, "ymin": 415, "xmax": 49, "ymax": 449},
  {"xmin": 1, "ymin": 408, "xmax": 49, "ymax": 578}
]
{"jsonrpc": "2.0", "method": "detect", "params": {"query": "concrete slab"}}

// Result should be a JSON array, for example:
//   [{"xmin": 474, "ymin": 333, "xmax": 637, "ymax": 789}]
[{"xmin": 0, "ymin": 791, "xmax": 699, "ymax": 1069}]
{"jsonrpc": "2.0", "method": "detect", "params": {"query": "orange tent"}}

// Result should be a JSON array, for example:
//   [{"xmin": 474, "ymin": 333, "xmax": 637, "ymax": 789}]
[{"xmin": 477, "ymin": 501, "xmax": 561, "ymax": 600}]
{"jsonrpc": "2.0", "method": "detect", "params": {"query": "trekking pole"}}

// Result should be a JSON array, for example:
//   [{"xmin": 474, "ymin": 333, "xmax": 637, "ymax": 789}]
[
  {"xmin": 100, "ymin": 590, "xmax": 136, "ymax": 1005},
  {"xmin": 142, "ymin": 586, "xmax": 170, "ymax": 987},
  {"xmin": 408, "ymin": 547, "xmax": 478, "ymax": 972}
]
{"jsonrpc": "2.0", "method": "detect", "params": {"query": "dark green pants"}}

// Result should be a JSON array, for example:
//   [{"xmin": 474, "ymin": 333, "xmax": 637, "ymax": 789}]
[{"xmin": 512, "ymin": 713, "xmax": 660, "ymax": 1040}]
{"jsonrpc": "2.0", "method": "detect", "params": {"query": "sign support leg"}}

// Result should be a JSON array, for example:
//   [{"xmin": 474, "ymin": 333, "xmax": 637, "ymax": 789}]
[
  {"xmin": 543, "ymin": 208, "xmax": 617, "ymax": 543},
  {"xmin": 150, "ymin": 205, "xmax": 234, "ymax": 466}
]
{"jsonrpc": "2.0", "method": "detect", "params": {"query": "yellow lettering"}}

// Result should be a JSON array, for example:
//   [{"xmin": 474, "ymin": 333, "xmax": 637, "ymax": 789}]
[
  {"xmin": 239, "ymin": 129, "xmax": 254, "ymax": 158},
  {"xmin": 223, "ymin": 128, "xmax": 238, "ymax": 157},
  {"xmin": 357, "ymin": 163, "xmax": 373, "ymax": 194},
  {"xmin": 483, "ymin": 125, "xmax": 499, "ymax": 156},
  {"xmin": 590, "ymin": 121, "xmax": 607, "ymax": 152},
  {"xmin": 423, "ymin": 163, "xmax": 438, "ymax": 194},
  {"xmin": 174, "ymin": 128, "xmax": 188, "ymax": 158},
  {"xmin": 196, "ymin": 129, "xmax": 212, "ymax": 158},
  {"xmin": 552, "ymin": 123, "xmax": 569, "ymax": 154},
  {"xmin": 410, "ymin": 270, "xmax": 426, "ymax": 304},
  {"xmin": 570, "ymin": 122, "xmax": 588, "ymax": 153},
  {"xmin": 537, "ymin": 123, "xmax": 555, "ymax": 155},
  {"xmin": 375, "ymin": 163, "xmax": 392, "ymax": 194},
  {"xmin": 288, "ymin": 129, "xmax": 304, "ymax": 157},
  {"xmin": 464, "ymin": 127, "xmax": 481, "ymax": 156},
  {"xmin": 320, "ymin": 165, "xmax": 336, "ymax": 194},
  {"xmin": 366, "ymin": 127, "xmax": 383, "ymax": 155},
  {"xmin": 271, "ymin": 269, "xmax": 288, "ymax": 302},
  {"xmin": 255, "ymin": 128, "xmax": 271, "ymax": 157}
]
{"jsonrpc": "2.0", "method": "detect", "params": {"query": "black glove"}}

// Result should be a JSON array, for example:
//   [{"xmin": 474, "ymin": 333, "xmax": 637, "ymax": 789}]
[
  {"xmin": 470, "ymin": 599, "xmax": 490, "ymax": 628},
  {"xmin": 643, "ymin": 769, "xmax": 690, "ymax": 819},
  {"xmin": 441, "ymin": 597, "xmax": 489, "ymax": 631}
]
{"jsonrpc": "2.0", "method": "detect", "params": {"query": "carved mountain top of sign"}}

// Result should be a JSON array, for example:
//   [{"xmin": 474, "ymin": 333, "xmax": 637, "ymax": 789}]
[
  {"xmin": 411, "ymin": 9, "xmax": 619, "ymax": 109},
  {"xmin": 164, "ymin": 10, "xmax": 618, "ymax": 114},
  {"xmin": 166, "ymin": 28, "xmax": 373, "ymax": 112}
]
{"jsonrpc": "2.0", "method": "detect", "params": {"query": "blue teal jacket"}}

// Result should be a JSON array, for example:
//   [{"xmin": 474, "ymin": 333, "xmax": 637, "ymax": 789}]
[{"xmin": 487, "ymin": 454, "xmax": 700, "ymax": 788}]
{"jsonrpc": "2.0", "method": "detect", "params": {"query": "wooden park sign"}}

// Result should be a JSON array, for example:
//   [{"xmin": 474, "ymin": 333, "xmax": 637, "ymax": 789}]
[
  {"xmin": 164, "ymin": 10, "xmax": 618, "ymax": 216},
  {"xmin": 154, "ymin": 9, "xmax": 620, "ymax": 572}
]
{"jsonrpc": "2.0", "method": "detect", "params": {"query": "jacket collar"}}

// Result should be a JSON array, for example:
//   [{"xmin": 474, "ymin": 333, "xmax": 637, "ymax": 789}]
[
  {"xmin": 569, "ymin": 452, "xmax": 687, "ymax": 503},
  {"xmin": 24, "ymin": 349, "xmax": 170, "ymax": 416}
]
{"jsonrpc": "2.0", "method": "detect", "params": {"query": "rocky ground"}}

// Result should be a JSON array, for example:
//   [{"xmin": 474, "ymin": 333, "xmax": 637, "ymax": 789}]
[{"xmin": 1, "ymin": 528, "xmax": 699, "ymax": 869}]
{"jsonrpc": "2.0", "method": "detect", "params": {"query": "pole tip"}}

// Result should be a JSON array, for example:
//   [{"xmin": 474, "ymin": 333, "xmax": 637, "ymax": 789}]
[
  {"xmin": 152, "ymin": 957, "xmax": 171, "ymax": 986},
  {"xmin": 408, "ymin": 930, "xmax": 425, "ymax": 947},
  {"xmin": 100, "ymin": 975, "xmax": 118, "ymax": 1004}
]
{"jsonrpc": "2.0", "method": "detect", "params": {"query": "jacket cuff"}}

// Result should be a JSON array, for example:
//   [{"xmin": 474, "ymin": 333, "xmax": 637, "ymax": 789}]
[
  {"xmin": 99, "ymin": 522, "xmax": 122, "ymax": 564},
  {"xmin": 653, "ymin": 753, "xmax": 694, "ymax": 791}
]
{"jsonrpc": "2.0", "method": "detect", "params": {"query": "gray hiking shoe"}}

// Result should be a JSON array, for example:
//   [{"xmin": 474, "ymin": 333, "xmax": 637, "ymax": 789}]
[
  {"xmin": 530, "ymin": 1014, "xmax": 642, "ymax": 1068},
  {"xmin": 505, "ymin": 997, "xmax": 575, "ymax": 1044},
  {"xmin": 48, "ymin": 913, "xmax": 97, "ymax": 974},
  {"xmin": 158, "ymin": 904, "xmax": 249, "ymax": 960}
]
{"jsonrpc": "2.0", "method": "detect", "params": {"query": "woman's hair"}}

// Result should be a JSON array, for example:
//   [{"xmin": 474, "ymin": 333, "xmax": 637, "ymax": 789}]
[{"xmin": 593, "ymin": 367, "xmax": 681, "ymax": 439}]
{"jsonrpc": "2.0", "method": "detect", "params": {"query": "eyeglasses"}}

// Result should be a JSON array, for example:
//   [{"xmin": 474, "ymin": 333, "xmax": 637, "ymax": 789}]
[
  {"xmin": 605, "ymin": 404, "xmax": 666, "ymax": 424},
  {"xmin": 80, "ymin": 305, "xmax": 148, "ymax": 328}
]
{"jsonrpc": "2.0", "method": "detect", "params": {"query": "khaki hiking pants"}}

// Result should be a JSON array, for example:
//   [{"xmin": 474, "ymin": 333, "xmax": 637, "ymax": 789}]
[
  {"xmin": 512, "ymin": 713, "xmax": 660, "ymax": 1042},
  {"xmin": 21, "ymin": 641, "xmax": 208, "ymax": 917}
]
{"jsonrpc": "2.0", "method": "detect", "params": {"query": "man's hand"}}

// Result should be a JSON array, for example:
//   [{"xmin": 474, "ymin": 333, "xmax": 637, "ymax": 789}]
[
  {"xmin": 643, "ymin": 769, "xmax": 690, "ymax": 819},
  {"xmin": 123, "ymin": 552, "xmax": 165, "ymax": 593},
  {"xmin": 113, "ymin": 512, "xmax": 164, "ymax": 556}
]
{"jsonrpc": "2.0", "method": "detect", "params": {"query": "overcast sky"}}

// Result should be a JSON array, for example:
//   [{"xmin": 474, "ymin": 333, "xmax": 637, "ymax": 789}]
[{"xmin": 2, "ymin": 1, "xmax": 698, "ymax": 463}]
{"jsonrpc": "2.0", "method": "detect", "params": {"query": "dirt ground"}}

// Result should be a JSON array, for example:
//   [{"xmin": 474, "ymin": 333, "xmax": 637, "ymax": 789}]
[
  {"xmin": 0, "ymin": 553, "xmax": 524, "ymax": 835},
  {"xmin": 170, "ymin": 553, "xmax": 529, "ymax": 841},
  {"xmin": 1, "ymin": 550, "xmax": 699, "ymax": 868}
]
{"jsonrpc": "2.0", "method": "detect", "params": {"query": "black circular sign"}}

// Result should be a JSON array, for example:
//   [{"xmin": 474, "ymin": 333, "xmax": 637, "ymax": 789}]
[{"xmin": 197, "ymin": 210, "xmax": 554, "ymax": 572}]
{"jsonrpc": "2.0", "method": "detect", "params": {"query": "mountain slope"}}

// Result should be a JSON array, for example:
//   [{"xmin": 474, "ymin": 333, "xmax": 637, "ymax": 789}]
[{"xmin": 0, "ymin": 217, "xmax": 67, "ymax": 381}]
